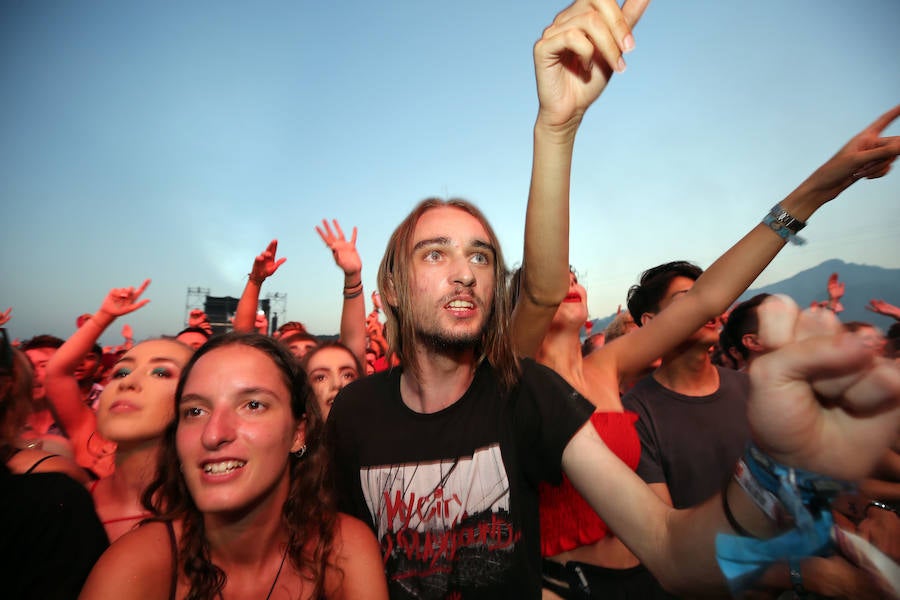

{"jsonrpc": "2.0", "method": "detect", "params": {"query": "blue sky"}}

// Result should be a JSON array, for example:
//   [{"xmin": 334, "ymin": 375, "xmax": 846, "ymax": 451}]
[{"xmin": 3, "ymin": 0, "xmax": 899, "ymax": 346}]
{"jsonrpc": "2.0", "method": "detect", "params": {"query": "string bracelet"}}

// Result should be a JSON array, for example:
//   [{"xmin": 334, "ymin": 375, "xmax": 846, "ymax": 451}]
[
  {"xmin": 248, "ymin": 273, "xmax": 265, "ymax": 285},
  {"xmin": 762, "ymin": 203, "xmax": 807, "ymax": 246},
  {"xmin": 343, "ymin": 280, "xmax": 363, "ymax": 300}
]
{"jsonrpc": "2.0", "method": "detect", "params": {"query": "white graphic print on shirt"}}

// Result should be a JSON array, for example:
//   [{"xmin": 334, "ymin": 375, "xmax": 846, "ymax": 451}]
[{"xmin": 361, "ymin": 444, "xmax": 519, "ymax": 597}]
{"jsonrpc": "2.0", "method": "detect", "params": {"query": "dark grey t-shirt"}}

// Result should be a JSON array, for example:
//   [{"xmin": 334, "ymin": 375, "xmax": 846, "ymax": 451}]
[{"xmin": 623, "ymin": 366, "xmax": 751, "ymax": 509}]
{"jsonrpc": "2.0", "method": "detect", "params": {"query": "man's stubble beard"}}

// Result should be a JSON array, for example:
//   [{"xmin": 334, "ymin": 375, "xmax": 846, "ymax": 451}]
[{"xmin": 417, "ymin": 329, "xmax": 483, "ymax": 355}]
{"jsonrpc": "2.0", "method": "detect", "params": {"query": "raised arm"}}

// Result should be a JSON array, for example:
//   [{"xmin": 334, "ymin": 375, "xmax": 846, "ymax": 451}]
[
  {"xmin": 233, "ymin": 240, "xmax": 286, "ymax": 333},
  {"xmin": 592, "ymin": 104, "xmax": 900, "ymax": 381},
  {"xmin": 0, "ymin": 307, "xmax": 10, "ymax": 327},
  {"xmin": 866, "ymin": 298, "xmax": 900, "ymax": 321},
  {"xmin": 512, "ymin": 0, "xmax": 650, "ymax": 357},
  {"xmin": 564, "ymin": 296, "xmax": 900, "ymax": 594},
  {"xmin": 45, "ymin": 280, "xmax": 150, "ymax": 471},
  {"xmin": 316, "ymin": 219, "xmax": 366, "ymax": 366},
  {"xmin": 825, "ymin": 272, "xmax": 846, "ymax": 313}
]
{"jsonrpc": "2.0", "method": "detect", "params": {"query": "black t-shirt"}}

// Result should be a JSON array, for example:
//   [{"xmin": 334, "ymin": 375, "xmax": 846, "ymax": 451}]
[
  {"xmin": 0, "ymin": 469, "xmax": 109, "ymax": 600},
  {"xmin": 623, "ymin": 366, "xmax": 751, "ymax": 509},
  {"xmin": 328, "ymin": 358, "xmax": 593, "ymax": 599}
]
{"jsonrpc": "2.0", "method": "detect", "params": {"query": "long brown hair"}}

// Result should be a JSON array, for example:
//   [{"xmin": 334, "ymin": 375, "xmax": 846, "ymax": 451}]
[
  {"xmin": 0, "ymin": 344, "xmax": 33, "ymax": 460},
  {"xmin": 376, "ymin": 198, "xmax": 519, "ymax": 392},
  {"xmin": 142, "ymin": 332, "xmax": 336, "ymax": 599}
]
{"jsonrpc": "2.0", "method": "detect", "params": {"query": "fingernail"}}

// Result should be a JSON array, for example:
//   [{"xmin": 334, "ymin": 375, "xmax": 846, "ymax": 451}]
[
  {"xmin": 616, "ymin": 57, "xmax": 626, "ymax": 73},
  {"xmin": 623, "ymin": 34, "xmax": 635, "ymax": 53}
]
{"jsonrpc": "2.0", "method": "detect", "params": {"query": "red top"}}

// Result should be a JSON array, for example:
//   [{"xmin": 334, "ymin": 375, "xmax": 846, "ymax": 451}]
[{"xmin": 539, "ymin": 411, "xmax": 641, "ymax": 557}]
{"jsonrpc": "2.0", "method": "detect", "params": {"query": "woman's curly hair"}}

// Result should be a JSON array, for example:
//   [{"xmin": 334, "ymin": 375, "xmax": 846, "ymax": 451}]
[{"xmin": 142, "ymin": 332, "xmax": 337, "ymax": 599}]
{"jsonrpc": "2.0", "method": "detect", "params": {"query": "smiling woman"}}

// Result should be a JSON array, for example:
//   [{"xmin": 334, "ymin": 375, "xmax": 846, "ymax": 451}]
[{"xmin": 79, "ymin": 332, "xmax": 387, "ymax": 600}]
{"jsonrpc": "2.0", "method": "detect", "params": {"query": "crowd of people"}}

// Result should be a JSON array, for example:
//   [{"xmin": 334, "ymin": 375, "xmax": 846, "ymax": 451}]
[{"xmin": 2, "ymin": 1, "xmax": 900, "ymax": 599}]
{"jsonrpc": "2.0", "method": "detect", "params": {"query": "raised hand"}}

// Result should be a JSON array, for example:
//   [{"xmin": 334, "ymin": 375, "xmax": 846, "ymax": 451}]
[
  {"xmin": 121, "ymin": 324, "xmax": 133, "ymax": 340},
  {"xmin": 866, "ymin": 299, "xmax": 900, "ymax": 321},
  {"xmin": 747, "ymin": 295, "xmax": 900, "ymax": 480},
  {"xmin": 98, "ymin": 280, "xmax": 151, "ymax": 318},
  {"xmin": 0, "ymin": 307, "xmax": 10, "ymax": 327},
  {"xmin": 533, "ymin": 0, "xmax": 649, "ymax": 132},
  {"xmin": 316, "ymin": 219, "xmax": 362, "ymax": 277},
  {"xmin": 826, "ymin": 272, "xmax": 845, "ymax": 313},
  {"xmin": 249, "ymin": 239, "xmax": 287, "ymax": 283},
  {"xmin": 805, "ymin": 104, "xmax": 900, "ymax": 201},
  {"xmin": 254, "ymin": 311, "xmax": 268, "ymax": 335},
  {"xmin": 188, "ymin": 309, "xmax": 213, "ymax": 334}
]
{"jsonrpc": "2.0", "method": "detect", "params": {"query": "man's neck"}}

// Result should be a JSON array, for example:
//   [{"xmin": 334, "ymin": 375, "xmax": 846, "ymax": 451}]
[
  {"xmin": 653, "ymin": 343, "xmax": 719, "ymax": 396},
  {"xmin": 401, "ymin": 347, "xmax": 479, "ymax": 414}
]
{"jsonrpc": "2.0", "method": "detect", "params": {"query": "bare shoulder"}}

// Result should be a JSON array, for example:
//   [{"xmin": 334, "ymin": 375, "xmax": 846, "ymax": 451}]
[
  {"xmin": 326, "ymin": 513, "xmax": 388, "ymax": 600},
  {"xmin": 333, "ymin": 513, "xmax": 379, "ymax": 550},
  {"xmin": 80, "ymin": 521, "xmax": 175, "ymax": 600}
]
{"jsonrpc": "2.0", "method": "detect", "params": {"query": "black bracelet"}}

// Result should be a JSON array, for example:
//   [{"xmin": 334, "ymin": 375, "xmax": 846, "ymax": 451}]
[
  {"xmin": 343, "ymin": 281, "xmax": 362, "ymax": 290},
  {"xmin": 867, "ymin": 500, "xmax": 899, "ymax": 516},
  {"xmin": 789, "ymin": 559, "xmax": 808, "ymax": 598},
  {"xmin": 722, "ymin": 480, "xmax": 755, "ymax": 537},
  {"xmin": 343, "ymin": 289, "xmax": 363, "ymax": 300}
]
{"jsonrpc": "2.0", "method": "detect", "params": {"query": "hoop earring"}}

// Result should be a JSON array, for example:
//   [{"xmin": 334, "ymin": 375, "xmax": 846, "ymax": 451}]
[{"xmin": 292, "ymin": 445, "xmax": 307, "ymax": 460}]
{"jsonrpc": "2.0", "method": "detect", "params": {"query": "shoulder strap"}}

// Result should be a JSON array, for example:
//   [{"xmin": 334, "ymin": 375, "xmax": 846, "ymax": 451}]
[{"xmin": 24, "ymin": 453, "xmax": 60, "ymax": 474}]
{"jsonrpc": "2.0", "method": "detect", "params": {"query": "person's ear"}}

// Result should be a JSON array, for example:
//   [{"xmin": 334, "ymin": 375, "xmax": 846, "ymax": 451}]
[
  {"xmin": 640, "ymin": 311, "xmax": 655, "ymax": 327},
  {"xmin": 742, "ymin": 333, "xmax": 765, "ymax": 353},
  {"xmin": 382, "ymin": 275, "xmax": 399, "ymax": 307},
  {"xmin": 290, "ymin": 416, "xmax": 307, "ymax": 455}
]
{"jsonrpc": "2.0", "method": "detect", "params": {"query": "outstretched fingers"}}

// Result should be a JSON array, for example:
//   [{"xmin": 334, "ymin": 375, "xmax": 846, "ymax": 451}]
[
  {"xmin": 621, "ymin": 0, "xmax": 651, "ymax": 29},
  {"xmin": 133, "ymin": 278, "xmax": 151, "ymax": 300},
  {"xmin": 315, "ymin": 219, "xmax": 336, "ymax": 244},
  {"xmin": 865, "ymin": 103, "xmax": 900, "ymax": 135},
  {"xmin": 331, "ymin": 219, "xmax": 347, "ymax": 241}
]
